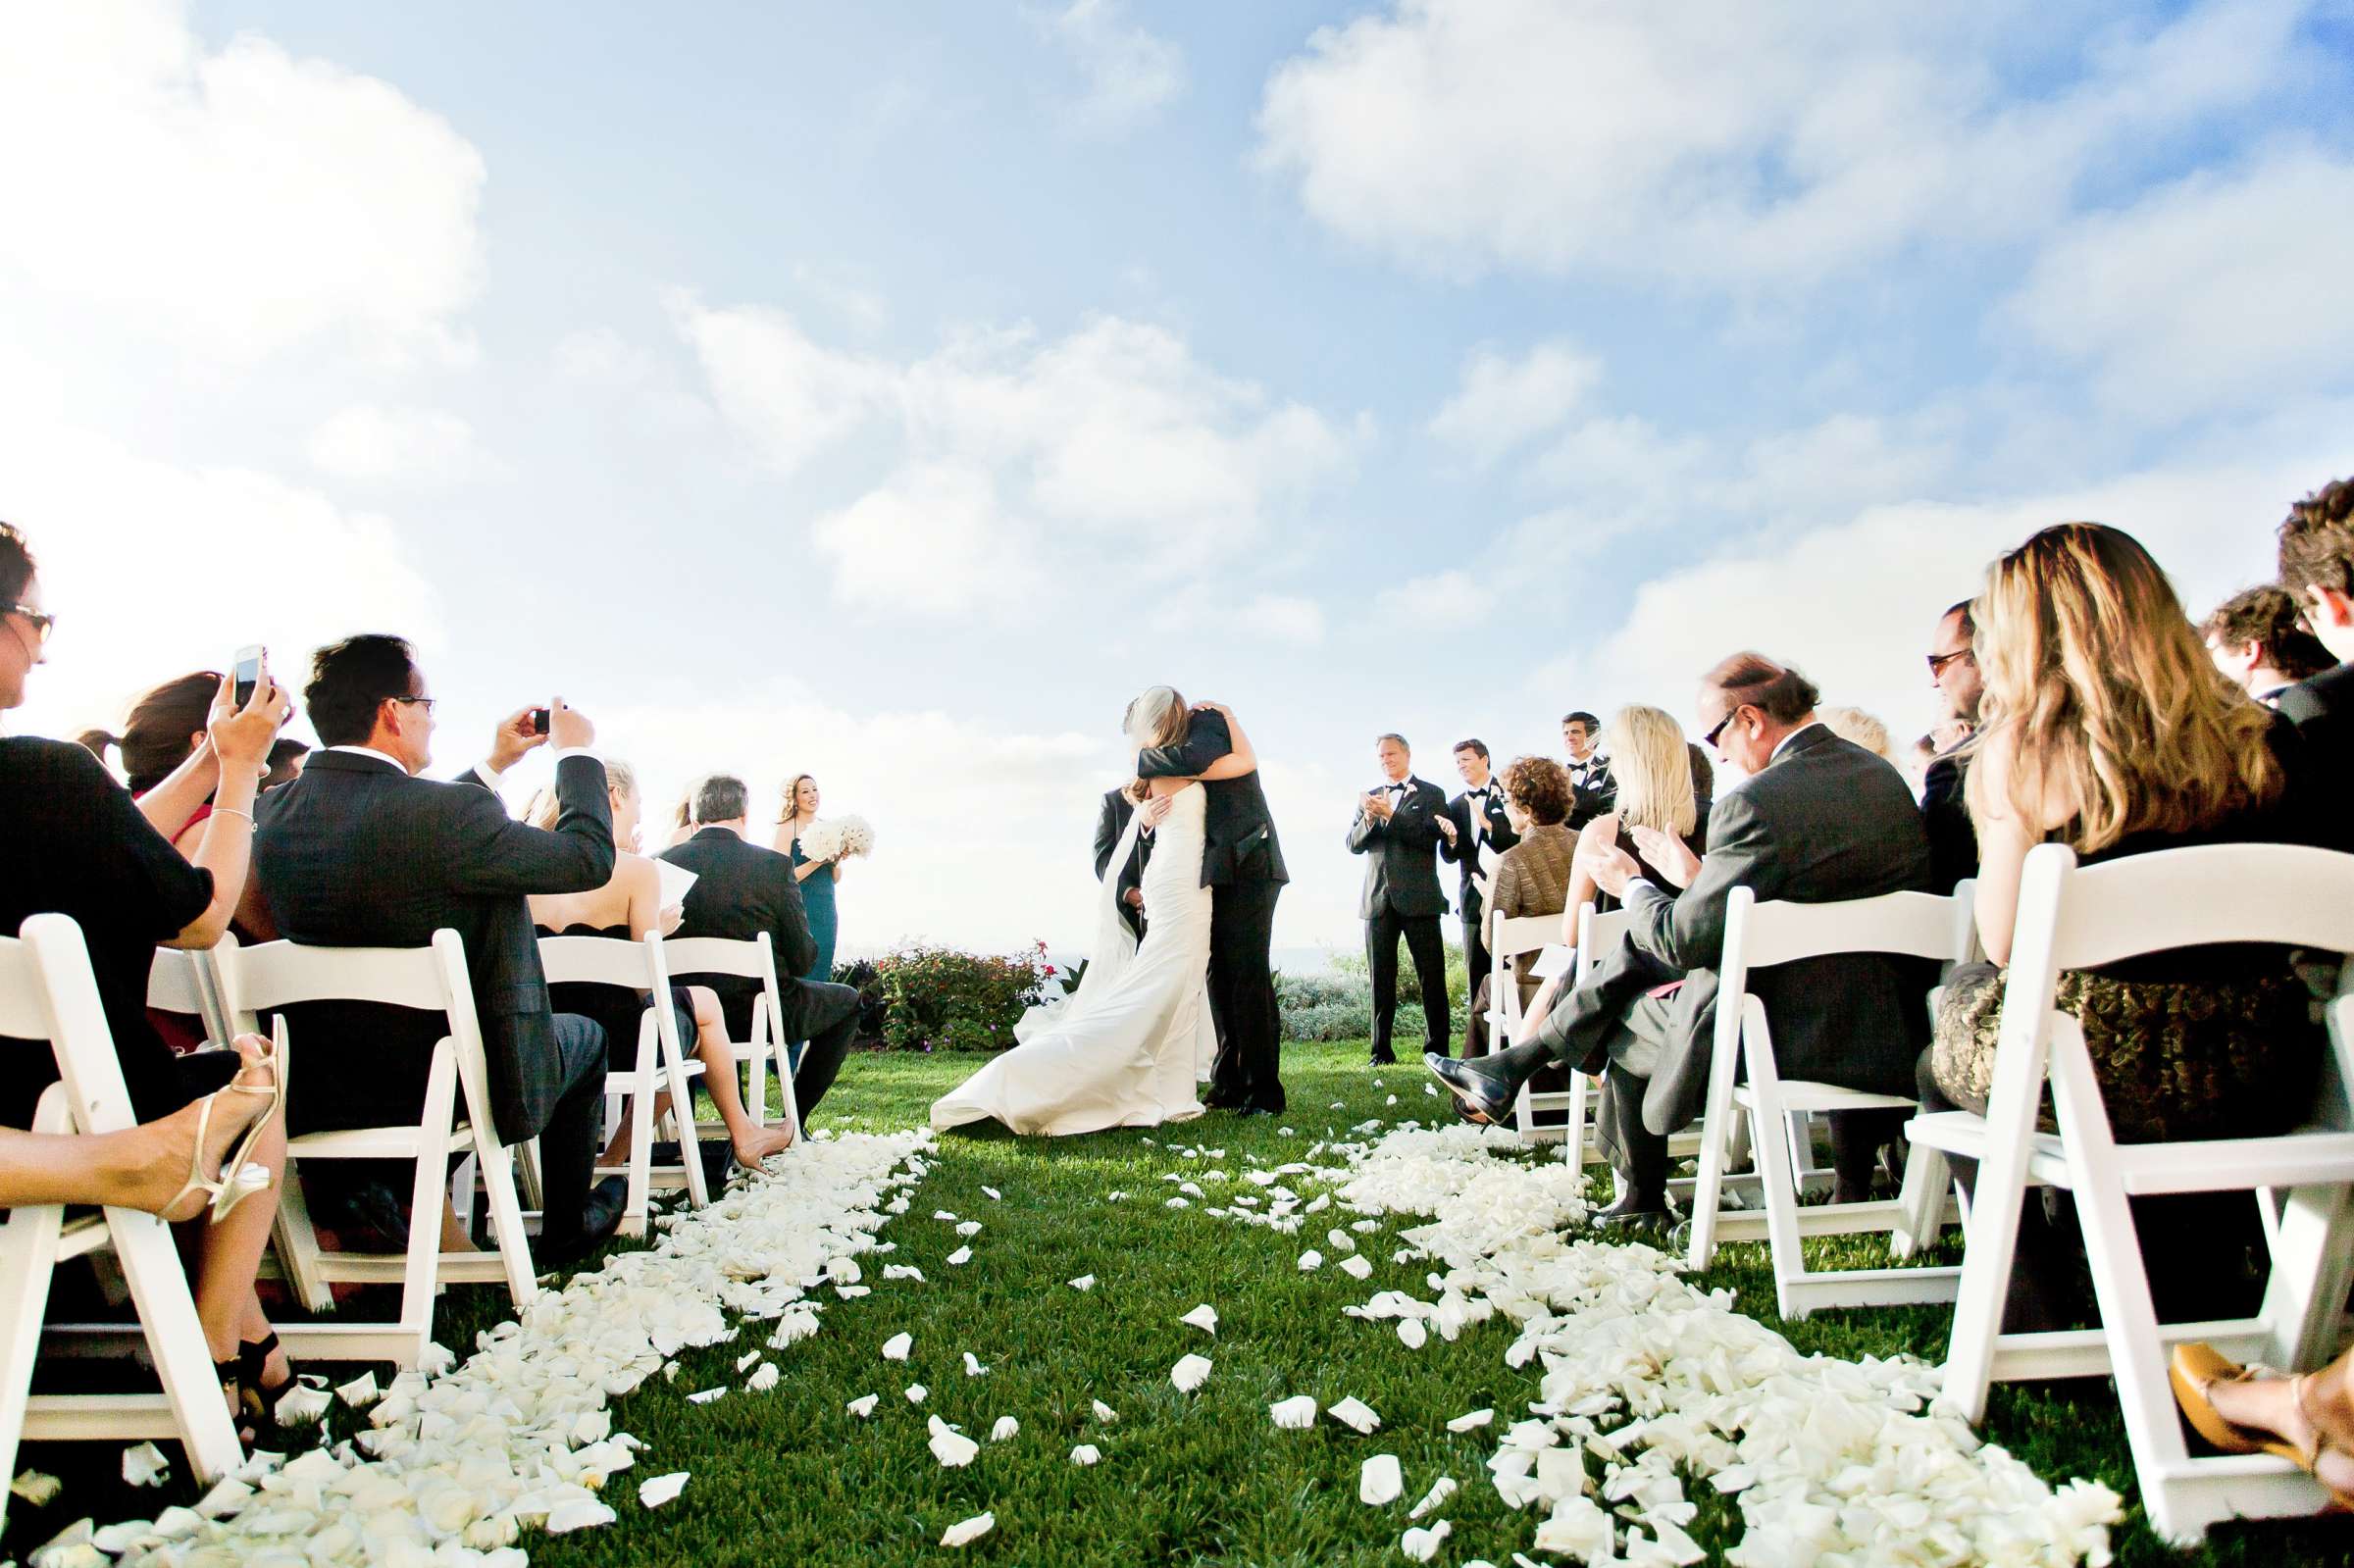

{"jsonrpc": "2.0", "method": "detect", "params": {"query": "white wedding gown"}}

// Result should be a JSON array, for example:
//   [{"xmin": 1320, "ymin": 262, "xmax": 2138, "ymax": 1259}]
[{"xmin": 930, "ymin": 784, "xmax": 1215, "ymax": 1136}]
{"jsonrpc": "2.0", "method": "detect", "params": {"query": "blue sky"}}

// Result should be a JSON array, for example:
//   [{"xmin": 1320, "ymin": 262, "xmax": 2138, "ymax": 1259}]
[{"xmin": 6, "ymin": 0, "xmax": 2352, "ymax": 953}]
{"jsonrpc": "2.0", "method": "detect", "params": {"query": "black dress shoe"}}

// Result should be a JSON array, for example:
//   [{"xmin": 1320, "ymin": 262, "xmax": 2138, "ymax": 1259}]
[
  {"xmin": 538, "ymin": 1176, "xmax": 629, "ymax": 1267},
  {"xmin": 1591, "ymin": 1189, "xmax": 1673, "ymax": 1231},
  {"xmin": 1236, "ymin": 1106, "xmax": 1274, "ymax": 1119},
  {"xmin": 1367, "ymin": 1049, "xmax": 1398, "ymax": 1066},
  {"xmin": 1425, "ymin": 1052, "xmax": 1514, "ymax": 1125}
]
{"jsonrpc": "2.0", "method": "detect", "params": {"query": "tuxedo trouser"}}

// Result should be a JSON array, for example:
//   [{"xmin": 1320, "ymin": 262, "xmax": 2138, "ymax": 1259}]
[
  {"xmin": 780, "ymin": 981, "xmax": 861, "ymax": 1118},
  {"xmin": 1366, "ymin": 909, "xmax": 1450, "ymax": 1057},
  {"xmin": 1459, "ymin": 888, "xmax": 1491, "ymax": 1002},
  {"xmin": 1205, "ymin": 880, "xmax": 1284, "ymax": 1112},
  {"xmin": 538, "ymin": 1013, "xmax": 610, "ymax": 1241}
]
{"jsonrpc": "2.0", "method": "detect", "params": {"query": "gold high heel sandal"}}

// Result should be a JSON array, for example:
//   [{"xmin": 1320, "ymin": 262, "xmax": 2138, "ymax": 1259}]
[{"xmin": 162, "ymin": 1023, "xmax": 285, "ymax": 1224}]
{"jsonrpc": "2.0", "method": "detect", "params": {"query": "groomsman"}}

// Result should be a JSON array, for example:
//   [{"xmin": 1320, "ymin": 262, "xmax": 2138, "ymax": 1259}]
[
  {"xmin": 1441, "ymin": 739, "xmax": 1518, "ymax": 986},
  {"xmin": 1561, "ymin": 709, "xmax": 1615, "ymax": 828},
  {"xmin": 1347, "ymin": 733, "xmax": 1452, "ymax": 1066},
  {"xmin": 1093, "ymin": 785, "xmax": 1151, "ymax": 941}
]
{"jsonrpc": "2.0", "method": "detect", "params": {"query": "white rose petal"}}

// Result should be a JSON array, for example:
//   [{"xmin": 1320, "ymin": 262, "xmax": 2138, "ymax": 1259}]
[
  {"xmin": 982, "ymin": 1186, "xmax": 1001, "ymax": 1200},
  {"xmin": 941, "ymin": 1511, "xmax": 995, "ymax": 1547},
  {"xmin": 1269, "ymin": 1395, "xmax": 1319, "ymax": 1429},
  {"xmin": 746, "ymin": 1363, "xmax": 781, "ymax": 1392},
  {"xmin": 1070, "ymin": 1443, "xmax": 1102, "ymax": 1466},
  {"xmin": 1069, "ymin": 1275, "xmax": 1098, "ymax": 1291},
  {"xmin": 333, "ymin": 1371, "xmax": 381, "ymax": 1409},
  {"xmin": 1446, "ymin": 1407, "xmax": 1494, "ymax": 1434},
  {"xmin": 1170, "ymin": 1354, "xmax": 1212, "ymax": 1392},
  {"xmin": 933, "ymin": 1210, "xmax": 957, "ymax": 1222},
  {"xmin": 10, "ymin": 1470, "xmax": 61, "ymax": 1506},
  {"xmin": 1402, "ymin": 1520, "xmax": 1454, "ymax": 1561},
  {"xmin": 847, "ymin": 1394, "xmax": 880, "ymax": 1418},
  {"xmin": 882, "ymin": 1333, "xmax": 913, "ymax": 1361},
  {"xmin": 688, "ymin": 1388, "xmax": 726, "ymax": 1404},
  {"xmin": 1093, "ymin": 1399, "xmax": 1118, "ymax": 1423},
  {"xmin": 273, "ymin": 1381, "xmax": 333, "ymax": 1427},
  {"xmin": 884, "ymin": 1264, "xmax": 927, "ymax": 1282},
  {"xmin": 1360, "ymin": 1453, "xmax": 1404, "ymax": 1505},
  {"xmin": 1298, "ymin": 1250, "xmax": 1324, "ymax": 1271},
  {"xmin": 1409, "ymin": 1476, "xmax": 1458, "ymax": 1520},
  {"xmin": 1164, "ymin": 1197, "xmax": 1190, "ymax": 1209},
  {"xmin": 955, "ymin": 1221, "xmax": 983, "ymax": 1237},
  {"xmin": 1339, "ymin": 1254, "xmax": 1374, "ymax": 1281},
  {"xmin": 121, "ymin": 1442, "xmax": 170, "ymax": 1488},
  {"xmin": 1179, "ymin": 1303, "xmax": 1218, "ymax": 1335},
  {"xmin": 992, "ymin": 1416, "xmax": 1020, "ymax": 1442},
  {"xmin": 1397, "ymin": 1319, "xmax": 1429, "ymax": 1349},
  {"xmin": 906, "ymin": 1384, "xmax": 929, "ymax": 1404},
  {"xmin": 927, "ymin": 1416, "xmax": 980, "ymax": 1468},
  {"xmin": 947, "ymin": 1245, "xmax": 974, "ymax": 1265},
  {"xmin": 1328, "ymin": 1396, "xmax": 1382, "ymax": 1434},
  {"xmin": 545, "ymin": 1497, "xmax": 618, "ymax": 1534},
  {"xmin": 638, "ymin": 1472, "xmax": 689, "ymax": 1509},
  {"xmin": 964, "ymin": 1352, "xmax": 989, "ymax": 1377}
]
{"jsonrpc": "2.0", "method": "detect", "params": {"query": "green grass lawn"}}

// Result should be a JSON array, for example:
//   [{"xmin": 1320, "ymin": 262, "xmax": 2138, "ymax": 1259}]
[{"xmin": 11, "ymin": 1038, "xmax": 2351, "ymax": 1566}]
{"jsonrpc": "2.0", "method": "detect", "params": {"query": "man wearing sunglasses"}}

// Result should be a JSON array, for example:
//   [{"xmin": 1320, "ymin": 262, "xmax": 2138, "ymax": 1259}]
[{"xmin": 1919, "ymin": 600, "xmax": 1982, "ymax": 894}]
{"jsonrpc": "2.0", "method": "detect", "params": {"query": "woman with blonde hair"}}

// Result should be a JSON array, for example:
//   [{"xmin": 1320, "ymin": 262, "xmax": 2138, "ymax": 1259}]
[
  {"xmin": 527, "ymin": 760, "xmax": 794, "ymax": 1170},
  {"xmin": 771, "ymin": 773, "xmax": 844, "ymax": 986},
  {"xmin": 1818, "ymin": 705, "xmax": 1898, "ymax": 765},
  {"xmin": 1925, "ymin": 521, "xmax": 2326, "ymax": 1328},
  {"xmin": 1558, "ymin": 705, "xmax": 1705, "ymax": 946}
]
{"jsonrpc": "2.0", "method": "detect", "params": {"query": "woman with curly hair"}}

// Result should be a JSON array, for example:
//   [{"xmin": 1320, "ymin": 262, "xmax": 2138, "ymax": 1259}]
[
  {"xmin": 1925, "ymin": 520, "xmax": 2328, "ymax": 1328},
  {"xmin": 1461, "ymin": 756, "xmax": 1577, "ymax": 1059}
]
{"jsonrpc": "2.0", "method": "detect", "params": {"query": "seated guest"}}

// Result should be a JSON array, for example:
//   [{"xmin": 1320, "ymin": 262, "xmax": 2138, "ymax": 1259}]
[
  {"xmin": 1921, "ymin": 598, "xmax": 1983, "ymax": 892},
  {"xmin": 1461, "ymin": 756, "xmax": 1575, "ymax": 1060},
  {"xmin": 1820, "ymin": 705, "xmax": 1897, "ymax": 764},
  {"xmin": 526, "ymin": 762, "xmax": 793, "ymax": 1168},
  {"xmin": 1686, "ymin": 740, "xmax": 1714, "ymax": 821},
  {"xmin": 263, "ymin": 736, "xmax": 309, "ymax": 790},
  {"xmin": 1431, "ymin": 654, "xmax": 1934, "ymax": 1227},
  {"xmin": 663, "ymin": 790, "xmax": 697, "ymax": 849},
  {"xmin": 246, "ymin": 635, "xmax": 627, "ymax": 1264},
  {"xmin": 2274, "ymin": 477, "xmax": 2354, "ymax": 785},
  {"xmin": 1924, "ymin": 522, "xmax": 2326, "ymax": 1325},
  {"xmin": 1905, "ymin": 733, "xmax": 1937, "ymax": 797},
  {"xmin": 0, "ymin": 521, "xmax": 298, "ymax": 1432},
  {"xmin": 2202, "ymin": 583, "xmax": 2333, "ymax": 706},
  {"xmin": 1561, "ymin": 710, "xmax": 1615, "ymax": 828},
  {"xmin": 660, "ymin": 775, "xmax": 859, "ymax": 1118}
]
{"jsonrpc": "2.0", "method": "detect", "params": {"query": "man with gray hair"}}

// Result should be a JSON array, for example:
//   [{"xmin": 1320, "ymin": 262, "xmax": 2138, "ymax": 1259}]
[
  {"xmin": 660, "ymin": 773, "xmax": 859, "ymax": 1120},
  {"xmin": 1349, "ymin": 733, "xmax": 1454, "ymax": 1066},
  {"xmin": 1430, "ymin": 654, "xmax": 1932, "ymax": 1227}
]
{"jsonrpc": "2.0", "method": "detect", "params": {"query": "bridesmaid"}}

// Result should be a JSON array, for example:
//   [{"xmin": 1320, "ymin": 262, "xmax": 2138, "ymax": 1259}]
[{"xmin": 771, "ymin": 772, "xmax": 844, "ymax": 985}]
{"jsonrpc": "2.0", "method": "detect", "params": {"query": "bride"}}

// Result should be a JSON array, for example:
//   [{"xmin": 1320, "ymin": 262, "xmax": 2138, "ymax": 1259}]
[{"xmin": 931, "ymin": 688, "xmax": 1260, "ymax": 1137}]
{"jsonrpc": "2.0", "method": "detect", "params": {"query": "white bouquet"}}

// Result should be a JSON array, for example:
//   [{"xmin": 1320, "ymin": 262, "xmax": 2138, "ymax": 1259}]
[{"xmin": 801, "ymin": 814, "xmax": 876, "ymax": 862}]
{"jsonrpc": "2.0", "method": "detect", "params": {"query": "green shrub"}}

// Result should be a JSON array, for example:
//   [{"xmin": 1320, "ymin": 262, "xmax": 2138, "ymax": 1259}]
[
  {"xmin": 870, "ymin": 941, "xmax": 1054, "ymax": 1051},
  {"xmin": 1274, "ymin": 961, "xmax": 1471, "ymax": 1043}
]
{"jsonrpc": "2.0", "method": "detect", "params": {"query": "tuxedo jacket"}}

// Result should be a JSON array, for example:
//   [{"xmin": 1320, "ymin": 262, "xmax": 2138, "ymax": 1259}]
[
  {"xmin": 1576, "ymin": 726, "xmax": 1935, "ymax": 1136},
  {"xmin": 1094, "ymin": 787, "xmax": 1151, "ymax": 938},
  {"xmin": 1441, "ymin": 784, "xmax": 1521, "ymax": 916},
  {"xmin": 1134, "ymin": 711, "xmax": 1289, "ymax": 888},
  {"xmin": 1919, "ymin": 750, "xmax": 1978, "ymax": 894},
  {"xmin": 2277, "ymin": 666, "xmax": 2353, "ymax": 847},
  {"xmin": 1566, "ymin": 753, "xmax": 1617, "ymax": 830},
  {"xmin": 1346, "ymin": 776, "xmax": 1451, "ymax": 920},
  {"xmin": 659, "ymin": 828, "xmax": 831, "ymax": 1037},
  {"xmin": 251, "ymin": 748, "xmax": 616, "ymax": 1143}
]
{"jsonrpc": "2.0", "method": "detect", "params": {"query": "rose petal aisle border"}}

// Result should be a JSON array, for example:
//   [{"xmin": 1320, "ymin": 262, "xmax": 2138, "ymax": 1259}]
[
  {"xmin": 113, "ymin": 1129, "xmax": 936, "ymax": 1568},
  {"xmin": 1326, "ymin": 1124, "xmax": 2123, "ymax": 1568}
]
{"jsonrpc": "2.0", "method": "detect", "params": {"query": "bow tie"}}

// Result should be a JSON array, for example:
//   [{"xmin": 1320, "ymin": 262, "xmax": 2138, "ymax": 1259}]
[{"xmin": 1468, "ymin": 785, "xmax": 1493, "ymax": 799}]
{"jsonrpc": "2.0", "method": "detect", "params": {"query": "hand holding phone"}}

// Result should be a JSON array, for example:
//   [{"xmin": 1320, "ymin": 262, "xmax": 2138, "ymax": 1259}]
[
  {"xmin": 233, "ymin": 644, "xmax": 265, "ymax": 709},
  {"xmin": 528, "ymin": 707, "xmax": 550, "ymax": 735}
]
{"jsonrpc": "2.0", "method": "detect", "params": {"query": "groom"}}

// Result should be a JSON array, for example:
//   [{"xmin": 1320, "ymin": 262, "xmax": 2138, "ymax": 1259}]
[{"xmin": 1136, "ymin": 700, "xmax": 1290, "ymax": 1115}]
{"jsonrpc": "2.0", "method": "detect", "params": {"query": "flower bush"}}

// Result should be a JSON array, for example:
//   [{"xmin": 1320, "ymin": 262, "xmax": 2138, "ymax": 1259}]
[{"xmin": 868, "ymin": 941, "xmax": 1054, "ymax": 1051}]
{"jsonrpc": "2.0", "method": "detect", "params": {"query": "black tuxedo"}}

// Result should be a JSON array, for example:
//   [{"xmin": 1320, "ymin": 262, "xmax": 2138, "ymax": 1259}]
[
  {"xmin": 252, "ymin": 747, "xmax": 618, "ymax": 1241},
  {"xmin": 659, "ymin": 828, "xmax": 857, "ymax": 1115},
  {"xmin": 2277, "ymin": 666, "xmax": 2353, "ymax": 847},
  {"xmin": 1529, "ymin": 726, "xmax": 1933, "ymax": 1193},
  {"xmin": 1919, "ymin": 749, "xmax": 1978, "ymax": 893},
  {"xmin": 1093, "ymin": 788, "xmax": 1151, "ymax": 941},
  {"xmin": 1441, "ymin": 781, "xmax": 1520, "ymax": 984},
  {"xmin": 1348, "ymin": 775, "xmax": 1452, "ymax": 1061},
  {"xmin": 1135, "ymin": 711, "xmax": 1289, "ymax": 1111}
]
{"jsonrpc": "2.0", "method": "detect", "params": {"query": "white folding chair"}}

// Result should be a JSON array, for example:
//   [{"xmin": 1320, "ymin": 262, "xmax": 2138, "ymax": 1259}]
[
  {"xmin": 664, "ymin": 934, "xmax": 804, "ymax": 1145},
  {"xmin": 1486, "ymin": 914, "xmax": 1573, "ymax": 1144},
  {"xmin": 1920, "ymin": 841, "xmax": 2354, "ymax": 1543},
  {"xmin": 0, "ymin": 916, "xmax": 243, "ymax": 1519},
  {"xmin": 216, "ymin": 931, "xmax": 537, "ymax": 1368},
  {"xmin": 1556, "ymin": 904, "xmax": 1630, "ymax": 1171},
  {"xmin": 537, "ymin": 932, "xmax": 710, "ymax": 1237},
  {"xmin": 146, "ymin": 946, "xmax": 232, "ymax": 1049},
  {"xmin": 1684, "ymin": 885, "xmax": 1975, "ymax": 1317}
]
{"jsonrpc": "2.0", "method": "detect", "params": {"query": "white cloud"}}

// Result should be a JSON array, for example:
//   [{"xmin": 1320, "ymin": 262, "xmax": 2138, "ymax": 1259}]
[
  {"xmin": 1426, "ymin": 341, "xmax": 1602, "ymax": 466},
  {"xmin": 8, "ymin": 420, "xmax": 446, "ymax": 740},
  {"xmin": 2000, "ymin": 143, "xmax": 2354, "ymax": 424},
  {"xmin": 1369, "ymin": 570, "xmax": 1494, "ymax": 629},
  {"xmin": 307, "ymin": 404, "xmax": 487, "ymax": 486},
  {"xmin": 0, "ymin": 0, "xmax": 485, "ymax": 361},
  {"xmin": 1254, "ymin": 0, "xmax": 2309, "ymax": 287},
  {"xmin": 680, "ymin": 303, "xmax": 1356, "ymax": 615},
  {"xmin": 1031, "ymin": 0, "xmax": 1187, "ymax": 132}
]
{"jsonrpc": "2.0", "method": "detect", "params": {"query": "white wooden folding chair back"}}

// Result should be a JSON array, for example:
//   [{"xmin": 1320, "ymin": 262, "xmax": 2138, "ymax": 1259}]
[
  {"xmin": 0, "ymin": 916, "xmax": 242, "ymax": 1519},
  {"xmin": 1684, "ymin": 885, "xmax": 1971, "ymax": 1317},
  {"xmin": 1555, "ymin": 905, "xmax": 1634, "ymax": 1172},
  {"xmin": 1485, "ymin": 913, "xmax": 1569, "ymax": 1143},
  {"xmin": 663, "ymin": 933, "xmax": 803, "ymax": 1144},
  {"xmin": 537, "ymin": 933, "xmax": 710, "ymax": 1235},
  {"xmin": 1929, "ymin": 841, "xmax": 2354, "ymax": 1543},
  {"xmin": 216, "ymin": 930, "xmax": 537, "ymax": 1367},
  {"xmin": 145, "ymin": 946, "xmax": 231, "ymax": 1047}
]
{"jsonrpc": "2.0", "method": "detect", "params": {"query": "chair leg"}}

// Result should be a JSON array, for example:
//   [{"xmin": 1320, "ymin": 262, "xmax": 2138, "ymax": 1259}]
[
  {"xmin": 270, "ymin": 1157, "xmax": 334, "ymax": 1313},
  {"xmin": 1748, "ymin": 1085, "xmax": 1816, "ymax": 1319},
  {"xmin": 107, "ymin": 1205, "xmax": 243, "ymax": 1485},
  {"xmin": 622, "ymin": 1017, "xmax": 656, "ymax": 1239},
  {"xmin": 2257, "ymin": 1181, "xmax": 2354, "ymax": 1373},
  {"xmin": 398, "ymin": 1043, "xmax": 463, "ymax": 1366},
  {"xmin": 663, "ymin": 1026, "xmax": 710, "ymax": 1211},
  {"xmin": 1563, "ymin": 1070, "xmax": 1588, "ymax": 1173},
  {"xmin": 1890, "ymin": 1142, "xmax": 1951, "ymax": 1259},
  {"xmin": 476, "ymin": 1142, "xmax": 539, "ymax": 1306},
  {"xmin": 0, "ymin": 1200, "xmax": 65, "ymax": 1530}
]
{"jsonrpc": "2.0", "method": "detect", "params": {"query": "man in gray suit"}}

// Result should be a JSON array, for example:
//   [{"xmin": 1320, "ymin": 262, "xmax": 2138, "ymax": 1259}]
[
  {"xmin": 1429, "ymin": 654, "xmax": 1933, "ymax": 1227},
  {"xmin": 1349, "ymin": 733, "xmax": 1456, "ymax": 1066}
]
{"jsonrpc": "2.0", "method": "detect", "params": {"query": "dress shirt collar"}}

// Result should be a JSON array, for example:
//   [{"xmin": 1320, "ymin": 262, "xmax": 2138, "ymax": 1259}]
[
  {"xmin": 327, "ymin": 743, "xmax": 409, "ymax": 773},
  {"xmin": 1768, "ymin": 721, "xmax": 1828, "ymax": 766}
]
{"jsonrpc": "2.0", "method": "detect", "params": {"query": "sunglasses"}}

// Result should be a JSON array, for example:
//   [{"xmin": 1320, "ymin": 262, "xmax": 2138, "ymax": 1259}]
[
  {"xmin": 1703, "ymin": 706, "xmax": 1745, "ymax": 748},
  {"xmin": 390, "ymin": 695, "xmax": 437, "ymax": 713},
  {"xmin": 4, "ymin": 602, "xmax": 54, "ymax": 646},
  {"xmin": 1926, "ymin": 648, "xmax": 1974, "ymax": 678}
]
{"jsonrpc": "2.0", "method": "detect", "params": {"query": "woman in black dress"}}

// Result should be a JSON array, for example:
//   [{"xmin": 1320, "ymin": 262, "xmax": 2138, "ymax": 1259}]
[{"xmin": 0, "ymin": 521, "xmax": 296, "ymax": 1434}]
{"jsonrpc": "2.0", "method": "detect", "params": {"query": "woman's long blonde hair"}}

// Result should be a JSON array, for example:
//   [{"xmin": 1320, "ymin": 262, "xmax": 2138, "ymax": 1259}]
[
  {"xmin": 1966, "ymin": 521, "xmax": 2280, "ymax": 851},
  {"xmin": 778, "ymin": 772, "xmax": 818, "ymax": 827},
  {"xmin": 1603, "ymin": 704, "xmax": 1698, "ymax": 838},
  {"xmin": 527, "ymin": 757, "xmax": 639, "ymax": 831}
]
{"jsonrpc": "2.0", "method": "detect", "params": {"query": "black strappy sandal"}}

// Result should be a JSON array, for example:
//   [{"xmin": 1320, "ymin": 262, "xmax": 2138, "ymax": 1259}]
[{"xmin": 235, "ymin": 1331, "xmax": 297, "ymax": 1443}]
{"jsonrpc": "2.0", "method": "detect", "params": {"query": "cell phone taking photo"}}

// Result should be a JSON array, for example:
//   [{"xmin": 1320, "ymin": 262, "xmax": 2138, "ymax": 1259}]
[
  {"xmin": 528, "ymin": 707, "xmax": 551, "ymax": 735},
  {"xmin": 232, "ymin": 644, "xmax": 265, "ymax": 708}
]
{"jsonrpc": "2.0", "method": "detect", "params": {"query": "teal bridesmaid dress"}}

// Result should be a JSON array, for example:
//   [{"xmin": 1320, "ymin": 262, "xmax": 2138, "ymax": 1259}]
[{"xmin": 791, "ymin": 836, "xmax": 839, "ymax": 985}]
